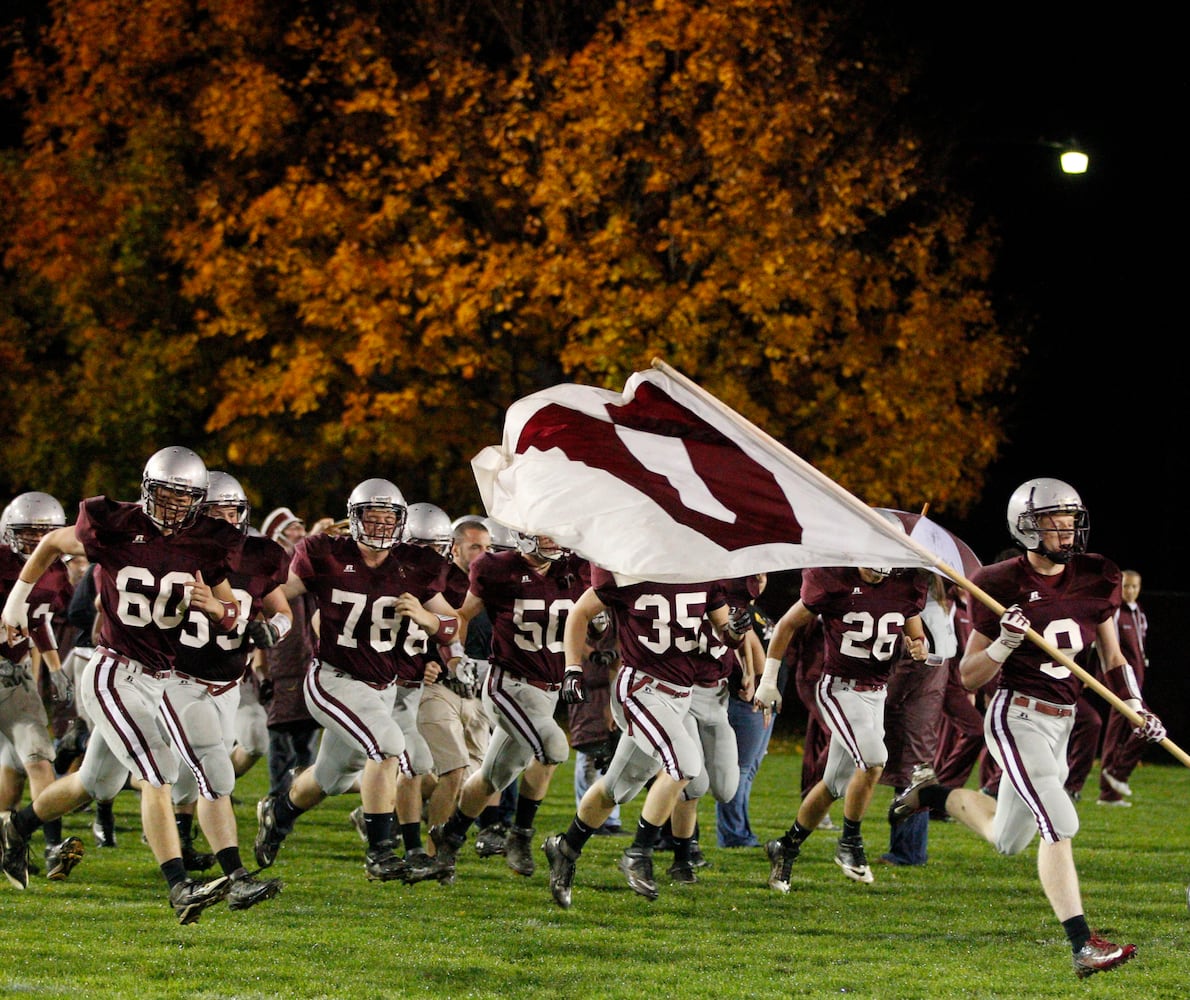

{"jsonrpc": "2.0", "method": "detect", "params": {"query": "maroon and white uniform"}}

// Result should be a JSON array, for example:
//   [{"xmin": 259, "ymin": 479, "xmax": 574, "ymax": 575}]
[
  {"xmin": 594, "ymin": 571, "xmax": 727, "ymax": 798},
  {"xmin": 1098, "ymin": 595, "xmax": 1149, "ymax": 799},
  {"xmin": 474, "ymin": 551, "xmax": 590, "ymax": 791},
  {"xmin": 683, "ymin": 579, "xmax": 745, "ymax": 804},
  {"xmin": 291, "ymin": 535, "xmax": 449, "ymax": 794},
  {"xmin": 163, "ymin": 535, "xmax": 288, "ymax": 802},
  {"xmin": 1, "ymin": 550, "xmax": 72, "ymax": 766},
  {"xmin": 801, "ymin": 566, "xmax": 928, "ymax": 796},
  {"xmin": 73, "ymin": 497, "xmax": 242, "ymax": 800},
  {"xmin": 970, "ymin": 553, "xmax": 1118, "ymax": 850}
]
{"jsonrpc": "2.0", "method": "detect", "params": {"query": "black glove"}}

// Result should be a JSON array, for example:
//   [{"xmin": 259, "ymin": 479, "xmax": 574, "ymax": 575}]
[
  {"xmin": 727, "ymin": 605, "xmax": 754, "ymax": 639},
  {"xmin": 246, "ymin": 618, "xmax": 281, "ymax": 649},
  {"xmin": 589, "ymin": 648, "xmax": 617, "ymax": 669},
  {"xmin": 257, "ymin": 678, "xmax": 274, "ymax": 705},
  {"xmin": 561, "ymin": 668, "xmax": 588, "ymax": 704},
  {"xmin": 591, "ymin": 728, "xmax": 621, "ymax": 773}
]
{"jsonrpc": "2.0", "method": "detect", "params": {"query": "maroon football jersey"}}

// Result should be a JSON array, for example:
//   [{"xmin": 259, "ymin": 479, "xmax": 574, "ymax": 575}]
[
  {"xmin": 1, "ymin": 549, "xmax": 72, "ymax": 659},
  {"xmin": 970, "ymin": 552, "xmax": 1119, "ymax": 705},
  {"xmin": 470, "ymin": 550, "xmax": 591, "ymax": 685},
  {"xmin": 691, "ymin": 579, "xmax": 737, "ymax": 685},
  {"xmin": 75, "ymin": 497, "xmax": 242, "ymax": 675},
  {"xmin": 174, "ymin": 534, "xmax": 290, "ymax": 682},
  {"xmin": 801, "ymin": 566, "xmax": 929, "ymax": 684},
  {"xmin": 291, "ymin": 535, "xmax": 449, "ymax": 686},
  {"xmin": 591, "ymin": 567, "xmax": 728, "ymax": 687},
  {"xmin": 394, "ymin": 550, "xmax": 466, "ymax": 681}
]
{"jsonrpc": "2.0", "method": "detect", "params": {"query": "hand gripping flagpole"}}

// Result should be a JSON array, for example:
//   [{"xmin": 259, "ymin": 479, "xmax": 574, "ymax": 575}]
[{"xmin": 651, "ymin": 358, "xmax": 1190, "ymax": 768}]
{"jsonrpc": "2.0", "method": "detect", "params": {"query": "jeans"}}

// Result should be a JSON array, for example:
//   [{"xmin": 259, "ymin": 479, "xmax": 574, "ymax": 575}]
[
  {"xmin": 716, "ymin": 695, "xmax": 774, "ymax": 847},
  {"xmin": 574, "ymin": 750, "xmax": 621, "ymax": 828},
  {"xmin": 267, "ymin": 723, "xmax": 321, "ymax": 797}
]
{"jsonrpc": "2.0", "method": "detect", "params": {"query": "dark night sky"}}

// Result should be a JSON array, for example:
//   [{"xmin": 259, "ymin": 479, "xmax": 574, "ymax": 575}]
[{"xmin": 873, "ymin": 9, "xmax": 1188, "ymax": 590}]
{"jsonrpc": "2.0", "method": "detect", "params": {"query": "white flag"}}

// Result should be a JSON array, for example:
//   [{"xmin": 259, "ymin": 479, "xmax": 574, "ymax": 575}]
[{"xmin": 472, "ymin": 363, "xmax": 938, "ymax": 583}]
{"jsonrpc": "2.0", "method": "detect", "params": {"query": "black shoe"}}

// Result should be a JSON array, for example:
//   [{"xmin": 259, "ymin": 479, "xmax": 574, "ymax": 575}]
[
  {"xmin": 474, "ymin": 821, "xmax": 508, "ymax": 857},
  {"xmin": 92, "ymin": 817, "xmax": 117, "ymax": 848},
  {"xmin": 834, "ymin": 837, "xmax": 874, "ymax": 884},
  {"xmin": 169, "ymin": 875, "xmax": 230, "ymax": 925},
  {"xmin": 667, "ymin": 860, "xmax": 698, "ymax": 884},
  {"xmin": 504, "ymin": 825, "xmax": 535, "ymax": 877},
  {"xmin": 254, "ymin": 795, "xmax": 288, "ymax": 869},
  {"xmin": 181, "ymin": 836, "xmax": 216, "ymax": 872},
  {"xmin": 398, "ymin": 846, "xmax": 455, "ymax": 885},
  {"xmin": 688, "ymin": 839, "xmax": 710, "ymax": 869},
  {"xmin": 364, "ymin": 841, "xmax": 408, "ymax": 882},
  {"xmin": 618, "ymin": 846, "xmax": 659, "ymax": 900},
  {"xmin": 888, "ymin": 763, "xmax": 940, "ymax": 824},
  {"xmin": 1, "ymin": 812, "xmax": 29, "ymax": 890},
  {"xmin": 45, "ymin": 837, "xmax": 85, "ymax": 881},
  {"xmin": 226, "ymin": 870, "xmax": 283, "ymax": 910},
  {"xmin": 543, "ymin": 834, "xmax": 578, "ymax": 909},
  {"xmin": 765, "ymin": 837, "xmax": 799, "ymax": 893}
]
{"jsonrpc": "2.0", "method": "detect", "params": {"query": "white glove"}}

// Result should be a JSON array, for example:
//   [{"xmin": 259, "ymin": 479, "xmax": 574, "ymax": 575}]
[
  {"xmin": 1133, "ymin": 709, "xmax": 1167, "ymax": 744},
  {"xmin": 752, "ymin": 657, "xmax": 783, "ymax": 713},
  {"xmin": 2, "ymin": 579, "xmax": 33, "ymax": 632},
  {"xmin": 986, "ymin": 604, "xmax": 1029, "ymax": 664}
]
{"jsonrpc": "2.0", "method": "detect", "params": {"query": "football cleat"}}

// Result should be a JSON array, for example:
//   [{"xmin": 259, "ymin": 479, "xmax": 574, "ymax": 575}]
[
  {"xmin": 667, "ymin": 860, "xmax": 698, "ymax": 884},
  {"xmin": 1101, "ymin": 771, "xmax": 1133, "ymax": 798},
  {"xmin": 226, "ymin": 870, "xmax": 283, "ymax": 910},
  {"xmin": 0, "ymin": 812, "xmax": 29, "ymax": 890},
  {"xmin": 504, "ymin": 825, "xmax": 535, "ymax": 877},
  {"xmin": 1072, "ymin": 934, "xmax": 1137, "ymax": 979},
  {"xmin": 765, "ymin": 837, "xmax": 799, "ymax": 893},
  {"xmin": 1095, "ymin": 798, "xmax": 1132, "ymax": 808},
  {"xmin": 398, "ymin": 847, "xmax": 455, "ymax": 885},
  {"xmin": 45, "ymin": 837, "xmax": 85, "ymax": 881},
  {"xmin": 254, "ymin": 795, "xmax": 289, "ymax": 869},
  {"xmin": 617, "ymin": 846, "xmax": 659, "ymax": 901},
  {"xmin": 364, "ymin": 841, "xmax": 408, "ymax": 882},
  {"xmin": 181, "ymin": 835, "xmax": 216, "ymax": 872},
  {"xmin": 834, "ymin": 837, "xmax": 875, "ymax": 884},
  {"xmin": 688, "ymin": 839, "xmax": 710, "ymax": 869},
  {"xmin": 474, "ymin": 821, "xmax": 508, "ymax": 858},
  {"xmin": 348, "ymin": 806, "xmax": 368, "ymax": 842},
  {"xmin": 889, "ymin": 763, "xmax": 941, "ymax": 823},
  {"xmin": 169, "ymin": 875, "xmax": 230, "ymax": 925},
  {"xmin": 543, "ymin": 834, "xmax": 578, "ymax": 909}
]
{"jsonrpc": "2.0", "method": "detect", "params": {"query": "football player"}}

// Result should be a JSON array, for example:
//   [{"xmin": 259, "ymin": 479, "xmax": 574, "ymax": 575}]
[
  {"xmin": 405, "ymin": 531, "xmax": 590, "ymax": 884},
  {"xmin": 889, "ymin": 478, "xmax": 1162, "ymax": 978},
  {"xmin": 0, "ymin": 447, "xmax": 242, "ymax": 924},
  {"xmin": 757, "ymin": 516, "xmax": 930, "ymax": 888},
  {"xmin": 253, "ymin": 479, "xmax": 458, "ymax": 882},
  {"xmin": 542, "ymin": 572, "xmax": 745, "ymax": 908},
  {"xmin": 163, "ymin": 472, "xmax": 287, "ymax": 910}
]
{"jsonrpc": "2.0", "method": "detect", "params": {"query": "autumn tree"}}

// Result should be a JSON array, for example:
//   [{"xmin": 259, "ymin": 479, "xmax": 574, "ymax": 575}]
[{"xmin": 1, "ymin": 0, "xmax": 1014, "ymax": 522}]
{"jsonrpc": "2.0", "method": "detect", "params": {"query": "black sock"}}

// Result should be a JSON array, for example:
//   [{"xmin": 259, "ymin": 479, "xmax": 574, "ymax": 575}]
[
  {"xmin": 1062, "ymin": 914, "xmax": 1091, "ymax": 953},
  {"xmin": 271, "ymin": 792, "xmax": 303, "ymax": 832},
  {"xmin": 841, "ymin": 817, "xmax": 862, "ymax": 843},
  {"xmin": 514, "ymin": 795, "xmax": 542, "ymax": 831},
  {"xmin": 176, "ymin": 813, "xmax": 194, "ymax": 841},
  {"xmin": 160, "ymin": 857, "xmax": 188, "ymax": 889},
  {"xmin": 216, "ymin": 846, "xmax": 243, "ymax": 877},
  {"xmin": 12, "ymin": 804, "xmax": 43, "ymax": 840},
  {"xmin": 918, "ymin": 785, "xmax": 952, "ymax": 813},
  {"xmin": 631, "ymin": 816, "xmax": 662, "ymax": 852},
  {"xmin": 672, "ymin": 835, "xmax": 693, "ymax": 865},
  {"xmin": 563, "ymin": 816, "xmax": 597, "ymax": 855},
  {"xmin": 95, "ymin": 800, "xmax": 115, "ymax": 828},
  {"xmin": 42, "ymin": 817, "xmax": 63, "ymax": 846},
  {"xmin": 478, "ymin": 805, "xmax": 503, "ymax": 828},
  {"xmin": 444, "ymin": 809, "xmax": 476, "ymax": 841},
  {"xmin": 785, "ymin": 820, "xmax": 812, "ymax": 848},
  {"xmin": 364, "ymin": 812, "xmax": 394, "ymax": 849},
  {"xmin": 401, "ymin": 821, "xmax": 423, "ymax": 851}
]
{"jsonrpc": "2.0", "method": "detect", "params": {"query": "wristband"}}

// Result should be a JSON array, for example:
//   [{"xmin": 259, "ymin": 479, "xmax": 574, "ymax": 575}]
[
  {"xmin": 433, "ymin": 615, "xmax": 459, "ymax": 642},
  {"xmin": 985, "ymin": 639, "xmax": 1013, "ymax": 664},
  {"xmin": 268, "ymin": 612, "xmax": 292, "ymax": 641},
  {"xmin": 760, "ymin": 656, "xmax": 782, "ymax": 685},
  {"xmin": 2, "ymin": 578, "xmax": 34, "ymax": 627},
  {"xmin": 1103, "ymin": 663, "xmax": 1143, "ymax": 703},
  {"xmin": 213, "ymin": 599, "xmax": 239, "ymax": 632}
]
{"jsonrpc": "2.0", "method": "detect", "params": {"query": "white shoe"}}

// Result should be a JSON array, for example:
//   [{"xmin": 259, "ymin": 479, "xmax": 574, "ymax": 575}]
[
  {"xmin": 1102, "ymin": 771, "xmax": 1133, "ymax": 798},
  {"xmin": 1095, "ymin": 798, "xmax": 1132, "ymax": 808},
  {"xmin": 816, "ymin": 815, "xmax": 839, "ymax": 832}
]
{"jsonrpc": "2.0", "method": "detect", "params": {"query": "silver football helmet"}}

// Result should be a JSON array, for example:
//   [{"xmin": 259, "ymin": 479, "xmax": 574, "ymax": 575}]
[
  {"xmin": 403, "ymin": 502, "xmax": 453, "ymax": 556},
  {"xmin": 141, "ymin": 446, "xmax": 208, "ymax": 531},
  {"xmin": 482, "ymin": 517, "xmax": 519, "ymax": 553},
  {"xmin": 1007, "ymin": 478, "xmax": 1088, "ymax": 563},
  {"xmin": 865, "ymin": 508, "xmax": 907, "ymax": 580},
  {"xmin": 4, "ymin": 491, "xmax": 66, "ymax": 558},
  {"xmin": 515, "ymin": 531, "xmax": 567, "ymax": 563},
  {"xmin": 347, "ymin": 478, "xmax": 407, "ymax": 550},
  {"xmin": 200, "ymin": 471, "xmax": 251, "ymax": 534}
]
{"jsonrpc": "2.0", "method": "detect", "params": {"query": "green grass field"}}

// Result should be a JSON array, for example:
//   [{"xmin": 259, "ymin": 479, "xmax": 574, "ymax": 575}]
[{"xmin": 3, "ymin": 742, "xmax": 1187, "ymax": 999}]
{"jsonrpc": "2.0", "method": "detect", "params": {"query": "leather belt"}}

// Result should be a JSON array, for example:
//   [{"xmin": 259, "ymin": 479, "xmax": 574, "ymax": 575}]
[
  {"xmin": 523, "ymin": 678, "xmax": 562, "ymax": 692},
  {"xmin": 171, "ymin": 671, "xmax": 239, "ymax": 696},
  {"xmin": 1011, "ymin": 694, "xmax": 1074, "ymax": 718},
  {"xmin": 695, "ymin": 677, "xmax": 729, "ymax": 689},
  {"xmin": 834, "ymin": 677, "xmax": 885, "ymax": 693},
  {"xmin": 98, "ymin": 646, "xmax": 169, "ymax": 679},
  {"xmin": 627, "ymin": 673, "xmax": 691, "ymax": 700}
]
